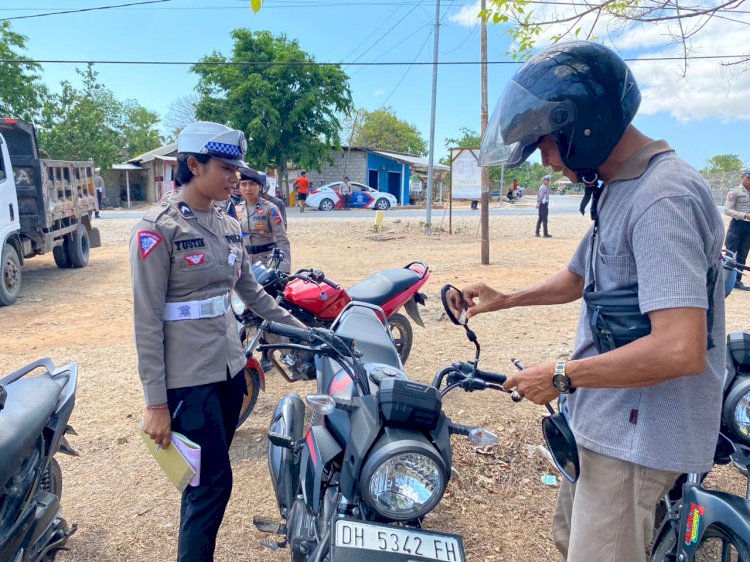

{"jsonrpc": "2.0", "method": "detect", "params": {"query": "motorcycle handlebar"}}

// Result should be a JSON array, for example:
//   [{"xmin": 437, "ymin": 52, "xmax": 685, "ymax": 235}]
[{"xmin": 264, "ymin": 321, "xmax": 316, "ymax": 343}]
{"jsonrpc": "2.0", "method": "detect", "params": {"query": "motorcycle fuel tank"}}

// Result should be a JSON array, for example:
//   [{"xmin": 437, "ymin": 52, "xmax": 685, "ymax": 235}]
[{"xmin": 284, "ymin": 278, "xmax": 351, "ymax": 321}]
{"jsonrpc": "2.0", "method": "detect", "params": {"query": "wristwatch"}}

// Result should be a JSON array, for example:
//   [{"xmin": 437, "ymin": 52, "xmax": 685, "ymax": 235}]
[{"xmin": 552, "ymin": 360, "xmax": 575, "ymax": 394}]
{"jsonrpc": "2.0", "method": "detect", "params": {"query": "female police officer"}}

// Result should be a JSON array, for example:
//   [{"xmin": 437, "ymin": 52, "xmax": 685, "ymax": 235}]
[
  {"xmin": 236, "ymin": 167, "xmax": 292, "ymax": 273},
  {"xmin": 130, "ymin": 121, "xmax": 304, "ymax": 561}
]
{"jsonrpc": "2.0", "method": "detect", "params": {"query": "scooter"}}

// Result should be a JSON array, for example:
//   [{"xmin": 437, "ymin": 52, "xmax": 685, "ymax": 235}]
[{"xmin": 0, "ymin": 358, "xmax": 79, "ymax": 562}]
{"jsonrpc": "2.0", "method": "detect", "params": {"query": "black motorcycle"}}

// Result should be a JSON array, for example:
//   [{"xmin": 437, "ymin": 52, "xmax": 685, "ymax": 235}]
[
  {"xmin": 0, "ymin": 358, "xmax": 79, "ymax": 561},
  {"xmin": 251, "ymin": 296, "xmax": 515, "ymax": 562}
]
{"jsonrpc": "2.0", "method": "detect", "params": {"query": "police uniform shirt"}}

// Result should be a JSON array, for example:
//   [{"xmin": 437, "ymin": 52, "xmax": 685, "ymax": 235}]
[
  {"xmin": 725, "ymin": 184, "xmax": 750, "ymax": 221},
  {"xmin": 236, "ymin": 199, "xmax": 292, "ymax": 273},
  {"xmin": 129, "ymin": 190, "xmax": 302, "ymax": 406}
]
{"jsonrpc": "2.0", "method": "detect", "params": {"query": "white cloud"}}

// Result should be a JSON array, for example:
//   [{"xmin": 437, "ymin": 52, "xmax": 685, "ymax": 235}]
[
  {"xmin": 448, "ymin": 0, "xmax": 482, "ymax": 28},
  {"xmin": 373, "ymin": 89, "xmax": 385, "ymax": 97}
]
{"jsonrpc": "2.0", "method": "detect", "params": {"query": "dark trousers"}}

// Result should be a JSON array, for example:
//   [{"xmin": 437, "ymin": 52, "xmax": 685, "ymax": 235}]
[
  {"xmin": 167, "ymin": 370, "xmax": 246, "ymax": 562},
  {"xmin": 96, "ymin": 190, "xmax": 102, "ymax": 216},
  {"xmin": 536, "ymin": 202, "xmax": 549, "ymax": 235},
  {"xmin": 342, "ymin": 193, "xmax": 350, "ymax": 209},
  {"xmin": 726, "ymin": 219, "xmax": 750, "ymax": 282}
]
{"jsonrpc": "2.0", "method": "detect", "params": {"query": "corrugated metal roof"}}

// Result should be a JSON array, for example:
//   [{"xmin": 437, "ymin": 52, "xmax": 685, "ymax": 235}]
[
  {"xmin": 112, "ymin": 163, "xmax": 142, "ymax": 170},
  {"xmin": 128, "ymin": 142, "xmax": 177, "ymax": 163},
  {"xmin": 371, "ymin": 150, "xmax": 450, "ymax": 172}
]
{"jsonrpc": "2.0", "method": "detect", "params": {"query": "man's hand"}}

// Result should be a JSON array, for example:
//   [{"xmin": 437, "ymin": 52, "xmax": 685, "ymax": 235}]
[
  {"xmin": 744, "ymin": 213, "xmax": 750, "ymax": 221},
  {"xmin": 461, "ymin": 282, "xmax": 509, "ymax": 319},
  {"xmin": 143, "ymin": 407, "xmax": 172, "ymax": 449},
  {"xmin": 503, "ymin": 361, "xmax": 559, "ymax": 405}
]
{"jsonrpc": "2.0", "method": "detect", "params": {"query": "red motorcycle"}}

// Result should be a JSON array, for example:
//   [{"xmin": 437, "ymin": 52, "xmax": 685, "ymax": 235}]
[{"xmin": 233, "ymin": 250, "xmax": 430, "ymax": 425}]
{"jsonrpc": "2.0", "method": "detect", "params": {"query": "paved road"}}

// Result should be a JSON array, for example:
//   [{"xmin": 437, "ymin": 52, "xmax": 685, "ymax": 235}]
[{"xmin": 101, "ymin": 195, "xmax": 586, "ymax": 220}]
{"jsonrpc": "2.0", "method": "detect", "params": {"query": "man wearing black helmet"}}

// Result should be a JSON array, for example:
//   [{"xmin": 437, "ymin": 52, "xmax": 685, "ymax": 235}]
[{"xmin": 457, "ymin": 42, "xmax": 725, "ymax": 560}]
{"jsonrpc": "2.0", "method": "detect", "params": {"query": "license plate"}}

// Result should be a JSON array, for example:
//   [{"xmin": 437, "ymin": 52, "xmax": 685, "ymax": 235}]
[{"xmin": 332, "ymin": 519, "xmax": 464, "ymax": 562}]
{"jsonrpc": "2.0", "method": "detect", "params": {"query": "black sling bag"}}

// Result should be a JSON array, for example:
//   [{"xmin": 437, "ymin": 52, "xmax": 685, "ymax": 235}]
[{"xmin": 582, "ymin": 186, "xmax": 717, "ymax": 354}]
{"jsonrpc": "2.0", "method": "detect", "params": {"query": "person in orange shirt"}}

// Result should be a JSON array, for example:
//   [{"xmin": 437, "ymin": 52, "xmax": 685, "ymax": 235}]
[{"xmin": 293, "ymin": 171, "xmax": 310, "ymax": 213}]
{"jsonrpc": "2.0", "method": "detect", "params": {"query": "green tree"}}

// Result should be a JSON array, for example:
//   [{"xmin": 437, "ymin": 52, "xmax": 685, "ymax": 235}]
[
  {"xmin": 38, "ymin": 65, "xmax": 162, "ymax": 168},
  {"xmin": 192, "ymin": 29, "xmax": 353, "ymax": 194},
  {"xmin": 352, "ymin": 107, "xmax": 426, "ymax": 155},
  {"xmin": 0, "ymin": 21, "xmax": 46, "ymax": 121},
  {"xmin": 702, "ymin": 154, "xmax": 744, "ymax": 176}
]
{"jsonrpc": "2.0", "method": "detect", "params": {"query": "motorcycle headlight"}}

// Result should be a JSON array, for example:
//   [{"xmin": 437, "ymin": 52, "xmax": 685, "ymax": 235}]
[
  {"xmin": 723, "ymin": 377, "xmax": 750, "ymax": 443},
  {"xmin": 360, "ymin": 434, "xmax": 446, "ymax": 521}
]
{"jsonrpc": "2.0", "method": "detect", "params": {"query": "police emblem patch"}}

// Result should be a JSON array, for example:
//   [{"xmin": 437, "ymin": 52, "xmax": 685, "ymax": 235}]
[
  {"xmin": 177, "ymin": 304, "xmax": 192, "ymax": 318},
  {"xmin": 256, "ymin": 208, "xmax": 265, "ymax": 216},
  {"xmin": 179, "ymin": 203, "xmax": 194, "ymax": 217},
  {"xmin": 138, "ymin": 230, "xmax": 163, "ymax": 260},
  {"xmin": 272, "ymin": 208, "xmax": 282, "ymax": 225},
  {"xmin": 184, "ymin": 252, "xmax": 206, "ymax": 266}
]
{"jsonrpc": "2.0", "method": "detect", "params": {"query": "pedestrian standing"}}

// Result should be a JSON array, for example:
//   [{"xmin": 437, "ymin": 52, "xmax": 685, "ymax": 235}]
[
  {"xmin": 724, "ymin": 167, "xmax": 750, "ymax": 291},
  {"xmin": 536, "ymin": 174, "xmax": 552, "ymax": 237},
  {"xmin": 259, "ymin": 172, "xmax": 287, "ymax": 229},
  {"xmin": 236, "ymin": 167, "xmax": 291, "ymax": 273},
  {"xmin": 93, "ymin": 167, "xmax": 105, "ymax": 218},
  {"xmin": 340, "ymin": 176, "xmax": 352, "ymax": 210},
  {"xmin": 292, "ymin": 171, "xmax": 310, "ymax": 213},
  {"xmin": 131, "ymin": 121, "xmax": 304, "ymax": 562}
]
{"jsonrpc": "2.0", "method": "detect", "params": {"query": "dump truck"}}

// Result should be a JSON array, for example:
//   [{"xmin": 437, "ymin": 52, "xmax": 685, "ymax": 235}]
[{"xmin": 0, "ymin": 118, "xmax": 101, "ymax": 306}]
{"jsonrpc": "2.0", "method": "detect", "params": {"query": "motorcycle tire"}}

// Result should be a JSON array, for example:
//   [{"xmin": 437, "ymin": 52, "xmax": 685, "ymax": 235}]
[
  {"xmin": 388, "ymin": 312, "xmax": 413, "ymax": 365},
  {"xmin": 651, "ymin": 521, "xmax": 750, "ymax": 561},
  {"xmin": 41, "ymin": 458, "xmax": 63, "ymax": 497},
  {"xmin": 236, "ymin": 366, "xmax": 262, "ymax": 428}
]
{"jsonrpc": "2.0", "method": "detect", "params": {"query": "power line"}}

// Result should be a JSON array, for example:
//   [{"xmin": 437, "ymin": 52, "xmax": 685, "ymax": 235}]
[
  {"xmin": 381, "ymin": 28, "xmax": 436, "ymax": 106},
  {"xmin": 0, "ymin": 0, "xmax": 173, "ymax": 22},
  {"xmin": 1, "ymin": 54, "xmax": 748, "ymax": 67}
]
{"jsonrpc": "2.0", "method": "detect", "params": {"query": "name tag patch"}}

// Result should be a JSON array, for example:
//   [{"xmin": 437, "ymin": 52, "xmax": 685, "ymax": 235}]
[
  {"xmin": 138, "ymin": 230, "xmax": 163, "ymax": 260},
  {"xmin": 184, "ymin": 252, "xmax": 206, "ymax": 266},
  {"xmin": 175, "ymin": 238, "xmax": 206, "ymax": 251},
  {"xmin": 225, "ymin": 234, "xmax": 242, "ymax": 244}
]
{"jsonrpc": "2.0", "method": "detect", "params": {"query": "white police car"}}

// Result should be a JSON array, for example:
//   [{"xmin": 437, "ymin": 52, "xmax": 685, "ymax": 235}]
[{"xmin": 305, "ymin": 181, "xmax": 398, "ymax": 211}]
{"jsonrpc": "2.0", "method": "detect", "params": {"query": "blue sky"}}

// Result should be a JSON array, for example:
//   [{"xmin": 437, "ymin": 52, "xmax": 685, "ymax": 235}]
[{"xmin": 4, "ymin": 0, "xmax": 749, "ymax": 171}]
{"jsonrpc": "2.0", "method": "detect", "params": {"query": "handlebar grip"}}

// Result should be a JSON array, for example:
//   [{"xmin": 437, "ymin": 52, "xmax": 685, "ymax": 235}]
[
  {"xmin": 322, "ymin": 276, "xmax": 339, "ymax": 289},
  {"xmin": 475, "ymin": 369, "xmax": 507, "ymax": 384},
  {"xmin": 264, "ymin": 321, "xmax": 314, "ymax": 343}
]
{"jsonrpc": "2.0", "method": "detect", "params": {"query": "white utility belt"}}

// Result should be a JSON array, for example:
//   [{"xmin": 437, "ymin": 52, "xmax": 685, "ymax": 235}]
[{"xmin": 163, "ymin": 293, "xmax": 230, "ymax": 322}]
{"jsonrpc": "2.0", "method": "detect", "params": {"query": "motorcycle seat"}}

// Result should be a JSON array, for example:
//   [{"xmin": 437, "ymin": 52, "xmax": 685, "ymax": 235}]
[
  {"xmin": 334, "ymin": 306, "xmax": 401, "ymax": 367},
  {"xmin": 347, "ymin": 268, "xmax": 421, "ymax": 306},
  {"xmin": 0, "ymin": 376, "xmax": 60, "ymax": 490}
]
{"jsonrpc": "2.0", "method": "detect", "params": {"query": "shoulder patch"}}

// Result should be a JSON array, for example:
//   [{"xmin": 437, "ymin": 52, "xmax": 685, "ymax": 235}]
[
  {"xmin": 138, "ymin": 230, "xmax": 163, "ymax": 259},
  {"xmin": 728, "ymin": 192, "xmax": 737, "ymax": 202},
  {"xmin": 271, "ymin": 207, "xmax": 282, "ymax": 225}
]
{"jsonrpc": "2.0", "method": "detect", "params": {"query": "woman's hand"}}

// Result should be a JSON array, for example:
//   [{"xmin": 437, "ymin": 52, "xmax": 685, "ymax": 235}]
[{"xmin": 143, "ymin": 407, "xmax": 172, "ymax": 449}]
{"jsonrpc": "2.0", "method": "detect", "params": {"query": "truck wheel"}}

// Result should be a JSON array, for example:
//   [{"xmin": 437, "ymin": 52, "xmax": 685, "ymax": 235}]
[
  {"xmin": 0, "ymin": 244, "xmax": 21, "ymax": 306},
  {"xmin": 53, "ymin": 244, "xmax": 71, "ymax": 269},
  {"xmin": 67, "ymin": 225, "xmax": 90, "ymax": 268}
]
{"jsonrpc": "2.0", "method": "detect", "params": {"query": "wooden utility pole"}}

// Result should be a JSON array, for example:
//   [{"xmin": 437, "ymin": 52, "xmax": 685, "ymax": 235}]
[{"xmin": 480, "ymin": 0, "xmax": 490, "ymax": 264}]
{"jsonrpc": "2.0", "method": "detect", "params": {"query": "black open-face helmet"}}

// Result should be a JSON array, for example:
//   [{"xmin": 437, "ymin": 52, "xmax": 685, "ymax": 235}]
[{"xmin": 479, "ymin": 41, "xmax": 641, "ymax": 182}]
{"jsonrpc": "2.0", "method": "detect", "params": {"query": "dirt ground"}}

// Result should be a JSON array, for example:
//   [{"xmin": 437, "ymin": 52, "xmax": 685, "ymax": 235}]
[{"xmin": 2, "ymin": 207, "xmax": 748, "ymax": 562}]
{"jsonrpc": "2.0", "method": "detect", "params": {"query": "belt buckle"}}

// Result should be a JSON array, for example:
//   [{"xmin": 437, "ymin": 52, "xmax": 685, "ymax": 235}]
[{"xmin": 199, "ymin": 300, "xmax": 215, "ymax": 319}]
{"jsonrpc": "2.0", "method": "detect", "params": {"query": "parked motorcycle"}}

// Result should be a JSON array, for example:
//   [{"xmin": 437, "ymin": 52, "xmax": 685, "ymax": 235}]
[
  {"xmin": 232, "ymin": 251, "xmax": 430, "ymax": 427},
  {"xmin": 251, "ymin": 296, "xmax": 512, "ymax": 561},
  {"xmin": 0, "ymin": 358, "xmax": 78, "ymax": 561}
]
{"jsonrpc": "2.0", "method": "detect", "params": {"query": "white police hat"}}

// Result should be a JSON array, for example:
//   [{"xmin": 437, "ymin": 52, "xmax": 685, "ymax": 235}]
[
  {"xmin": 742, "ymin": 168, "xmax": 750, "ymax": 176},
  {"xmin": 542, "ymin": 174, "xmax": 552, "ymax": 180},
  {"xmin": 178, "ymin": 121, "xmax": 248, "ymax": 168}
]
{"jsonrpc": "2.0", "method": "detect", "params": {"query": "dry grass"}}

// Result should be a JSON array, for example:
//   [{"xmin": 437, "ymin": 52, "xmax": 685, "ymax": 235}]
[{"xmin": 1, "ymin": 208, "xmax": 748, "ymax": 562}]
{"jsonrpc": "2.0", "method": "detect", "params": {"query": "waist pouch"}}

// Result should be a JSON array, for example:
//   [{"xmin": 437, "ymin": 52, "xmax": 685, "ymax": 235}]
[{"xmin": 583, "ymin": 289, "xmax": 651, "ymax": 353}]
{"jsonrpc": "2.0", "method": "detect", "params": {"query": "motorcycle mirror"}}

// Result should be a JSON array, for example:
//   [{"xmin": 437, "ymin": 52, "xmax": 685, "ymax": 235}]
[
  {"xmin": 542, "ymin": 413, "xmax": 580, "ymax": 483},
  {"xmin": 468, "ymin": 427, "xmax": 498, "ymax": 448},
  {"xmin": 441, "ymin": 284, "xmax": 468, "ymax": 326},
  {"xmin": 305, "ymin": 394, "xmax": 336, "ymax": 415}
]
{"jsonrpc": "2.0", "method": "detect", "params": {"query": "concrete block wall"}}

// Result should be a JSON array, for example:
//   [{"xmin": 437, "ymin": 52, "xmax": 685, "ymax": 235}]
[{"xmin": 304, "ymin": 150, "xmax": 368, "ymax": 188}]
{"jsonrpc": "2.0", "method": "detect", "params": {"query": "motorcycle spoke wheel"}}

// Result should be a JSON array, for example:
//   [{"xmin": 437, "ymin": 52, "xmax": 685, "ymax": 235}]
[
  {"xmin": 388, "ymin": 312, "xmax": 413, "ymax": 365},
  {"xmin": 236, "ymin": 367, "xmax": 261, "ymax": 428}
]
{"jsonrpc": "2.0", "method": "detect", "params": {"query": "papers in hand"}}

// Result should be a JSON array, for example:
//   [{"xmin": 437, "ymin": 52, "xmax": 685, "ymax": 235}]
[{"xmin": 140, "ymin": 430, "xmax": 201, "ymax": 492}]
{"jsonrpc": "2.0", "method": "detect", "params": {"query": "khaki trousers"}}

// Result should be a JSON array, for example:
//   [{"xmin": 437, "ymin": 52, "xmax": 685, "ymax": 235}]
[{"xmin": 553, "ymin": 446, "xmax": 679, "ymax": 562}]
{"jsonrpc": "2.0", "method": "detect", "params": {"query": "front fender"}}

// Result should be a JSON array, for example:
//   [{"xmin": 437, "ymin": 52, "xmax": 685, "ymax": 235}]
[{"xmin": 681, "ymin": 486, "xmax": 750, "ymax": 554}]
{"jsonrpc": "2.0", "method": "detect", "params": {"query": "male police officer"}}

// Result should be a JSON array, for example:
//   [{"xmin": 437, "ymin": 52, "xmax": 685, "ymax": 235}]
[{"xmin": 725, "ymin": 168, "xmax": 750, "ymax": 290}]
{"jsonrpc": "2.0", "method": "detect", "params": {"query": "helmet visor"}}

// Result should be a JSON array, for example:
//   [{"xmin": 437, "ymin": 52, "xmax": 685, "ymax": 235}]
[{"xmin": 479, "ymin": 81, "xmax": 575, "ymax": 168}]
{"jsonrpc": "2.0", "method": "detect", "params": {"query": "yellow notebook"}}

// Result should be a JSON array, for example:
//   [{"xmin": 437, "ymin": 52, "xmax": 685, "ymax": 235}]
[{"xmin": 140, "ymin": 430, "xmax": 201, "ymax": 493}]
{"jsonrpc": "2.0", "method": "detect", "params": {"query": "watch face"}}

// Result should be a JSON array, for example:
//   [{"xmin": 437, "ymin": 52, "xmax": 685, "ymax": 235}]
[{"xmin": 553, "ymin": 374, "xmax": 570, "ymax": 393}]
